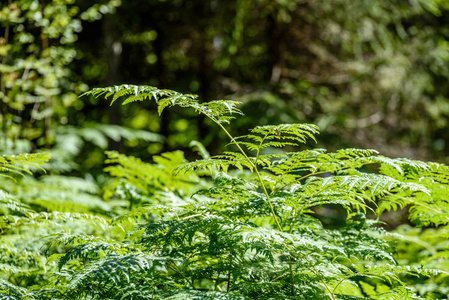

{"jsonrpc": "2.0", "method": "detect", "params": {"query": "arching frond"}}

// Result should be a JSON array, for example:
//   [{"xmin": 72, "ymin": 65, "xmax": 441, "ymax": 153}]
[
  {"xmin": 0, "ymin": 278, "xmax": 33, "ymax": 300},
  {"xmin": 0, "ymin": 190, "xmax": 33, "ymax": 215},
  {"xmin": 174, "ymin": 152, "xmax": 255, "ymax": 175},
  {"xmin": 236, "ymin": 124, "xmax": 319, "ymax": 153},
  {"xmin": 0, "ymin": 152, "xmax": 51, "ymax": 179},
  {"xmin": 83, "ymin": 84, "xmax": 242, "ymax": 124},
  {"xmin": 104, "ymin": 150, "xmax": 201, "ymax": 200},
  {"xmin": 67, "ymin": 254, "xmax": 166, "ymax": 291}
]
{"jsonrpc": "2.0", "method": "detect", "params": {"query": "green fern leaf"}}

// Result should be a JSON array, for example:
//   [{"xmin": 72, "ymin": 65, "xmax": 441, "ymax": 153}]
[
  {"xmin": 0, "ymin": 152, "xmax": 51, "ymax": 179},
  {"xmin": 67, "ymin": 254, "xmax": 166, "ymax": 290}
]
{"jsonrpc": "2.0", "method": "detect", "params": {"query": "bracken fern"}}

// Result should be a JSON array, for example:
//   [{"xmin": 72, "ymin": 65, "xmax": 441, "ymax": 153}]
[{"xmin": 1, "ymin": 84, "xmax": 448, "ymax": 299}]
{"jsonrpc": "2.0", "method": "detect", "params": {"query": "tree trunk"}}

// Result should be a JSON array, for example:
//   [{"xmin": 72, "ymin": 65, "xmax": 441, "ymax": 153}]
[{"xmin": 102, "ymin": 13, "xmax": 123, "ymax": 152}]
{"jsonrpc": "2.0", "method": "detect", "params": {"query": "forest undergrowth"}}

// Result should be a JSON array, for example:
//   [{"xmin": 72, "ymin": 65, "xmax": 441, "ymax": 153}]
[{"xmin": 1, "ymin": 85, "xmax": 449, "ymax": 299}]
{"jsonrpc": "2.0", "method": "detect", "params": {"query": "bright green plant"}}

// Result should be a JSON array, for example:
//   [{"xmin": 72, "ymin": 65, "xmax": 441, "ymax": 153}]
[
  {"xmin": 1, "ymin": 85, "xmax": 449, "ymax": 299},
  {"xmin": 50, "ymin": 85, "xmax": 449, "ymax": 299},
  {"xmin": 0, "ymin": 152, "xmax": 117, "ymax": 299},
  {"xmin": 0, "ymin": 152, "xmax": 50, "ymax": 179}
]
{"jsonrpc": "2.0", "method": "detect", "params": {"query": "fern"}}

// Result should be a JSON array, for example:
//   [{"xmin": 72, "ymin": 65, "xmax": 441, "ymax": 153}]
[
  {"xmin": 0, "ymin": 152, "xmax": 51, "ymax": 180},
  {"xmin": 84, "ymin": 84, "xmax": 243, "ymax": 124},
  {"xmin": 0, "ymin": 190, "xmax": 33, "ymax": 215},
  {"xmin": 0, "ymin": 159, "xmax": 121, "ymax": 300},
  {"xmin": 64, "ymin": 254, "xmax": 168, "ymax": 299},
  {"xmin": 0, "ymin": 278, "xmax": 34, "ymax": 300},
  {"xmin": 2, "ymin": 84, "xmax": 448, "ymax": 299},
  {"xmin": 76, "ymin": 84, "xmax": 449, "ymax": 299},
  {"xmin": 103, "ymin": 150, "xmax": 205, "ymax": 212}
]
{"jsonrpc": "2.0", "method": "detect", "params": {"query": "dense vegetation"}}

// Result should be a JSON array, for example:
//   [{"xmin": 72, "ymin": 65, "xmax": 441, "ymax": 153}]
[
  {"xmin": 1, "ymin": 1, "xmax": 449, "ymax": 299},
  {"xmin": 1, "ymin": 85, "xmax": 449, "ymax": 299}
]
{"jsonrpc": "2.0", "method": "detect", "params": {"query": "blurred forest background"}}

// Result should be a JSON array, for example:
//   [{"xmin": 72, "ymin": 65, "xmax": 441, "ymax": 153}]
[{"xmin": 1, "ymin": 0, "xmax": 449, "ymax": 177}]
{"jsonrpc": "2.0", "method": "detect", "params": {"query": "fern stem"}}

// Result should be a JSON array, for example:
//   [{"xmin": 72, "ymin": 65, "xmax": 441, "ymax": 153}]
[
  {"xmin": 288, "ymin": 187, "xmax": 328, "ymax": 234},
  {"xmin": 313, "ymin": 265, "xmax": 336, "ymax": 300},
  {"xmin": 254, "ymin": 132, "xmax": 270, "ymax": 165},
  {"xmin": 289, "ymin": 257, "xmax": 295, "ymax": 296},
  {"xmin": 332, "ymin": 273, "xmax": 363, "ymax": 294},
  {"xmin": 214, "ymin": 121, "xmax": 283, "ymax": 232},
  {"xmin": 167, "ymin": 260, "xmax": 195, "ymax": 288}
]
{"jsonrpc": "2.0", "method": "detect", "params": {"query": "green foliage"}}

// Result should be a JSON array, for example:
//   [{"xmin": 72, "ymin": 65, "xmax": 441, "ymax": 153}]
[
  {"xmin": 1, "ymin": 85, "xmax": 449, "ymax": 299},
  {"xmin": 84, "ymin": 84, "xmax": 243, "ymax": 124},
  {"xmin": 0, "ymin": 0, "xmax": 121, "ymax": 166},
  {"xmin": 0, "ymin": 154, "xmax": 116, "ymax": 299},
  {"xmin": 0, "ymin": 152, "xmax": 50, "ymax": 179},
  {"xmin": 2, "ymin": 0, "xmax": 449, "ymax": 298}
]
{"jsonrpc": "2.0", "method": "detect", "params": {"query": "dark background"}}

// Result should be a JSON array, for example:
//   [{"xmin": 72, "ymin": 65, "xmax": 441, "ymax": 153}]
[{"xmin": 1, "ymin": 0, "xmax": 449, "ymax": 175}]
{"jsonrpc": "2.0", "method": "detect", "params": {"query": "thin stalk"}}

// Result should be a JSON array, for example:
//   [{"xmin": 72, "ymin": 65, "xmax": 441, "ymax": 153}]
[
  {"xmin": 280, "ymin": 240, "xmax": 334, "ymax": 299},
  {"xmin": 273, "ymin": 162, "xmax": 359, "ymax": 193},
  {"xmin": 332, "ymin": 273, "xmax": 364, "ymax": 294},
  {"xmin": 288, "ymin": 209, "xmax": 297, "ymax": 234},
  {"xmin": 254, "ymin": 132, "xmax": 269, "ymax": 164},
  {"xmin": 289, "ymin": 258, "xmax": 295, "ymax": 296},
  {"xmin": 275, "ymin": 169, "xmax": 347, "ymax": 192},
  {"xmin": 214, "ymin": 121, "xmax": 283, "ymax": 231},
  {"xmin": 312, "ymin": 265, "xmax": 336, "ymax": 300},
  {"xmin": 287, "ymin": 185, "xmax": 328, "ymax": 234},
  {"xmin": 214, "ymin": 271, "xmax": 222, "ymax": 291},
  {"xmin": 167, "ymin": 261, "xmax": 195, "ymax": 288}
]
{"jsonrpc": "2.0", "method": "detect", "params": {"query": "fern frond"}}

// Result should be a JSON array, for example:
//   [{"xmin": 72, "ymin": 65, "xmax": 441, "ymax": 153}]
[
  {"xmin": 175, "ymin": 152, "xmax": 254, "ymax": 175},
  {"xmin": 0, "ymin": 152, "xmax": 51, "ymax": 179},
  {"xmin": 213, "ymin": 172, "xmax": 257, "ymax": 188},
  {"xmin": 236, "ymin": 124, "xmax": 319, "ymax": 154},
  {"xmin": 322, "ymin": 174, "xmax": 429, "ymax": 198},
  {"xmin": 57, "ymin": 241, "xmax": 131, "ymax": 270},
  {"xmin": 111, "ymin": 205, "xmax": 156, "ymax": 225},
  {"xmin": 0, "ymin": 190, "xmax": 33, "ymax": 215},
  {"xmin": 160, "ymin": 290, "xmax": 249, "ymax": 299},
  {"xmin": 92, "ymin": 123, "xmax": 164, "ymax": 144},
  {"xmin": 104, "ymin": 150, "xmax": 200, "ymax": 200},
  {"xmin": 189, "ymin": 140, "xmax": 211, "ymax": 159},
  {"xmin": 84, "ymin": 84, "xmax": 243, "ymax": 124},
  {"xmin": 84, "ymin": 84, "xmax": 156, "ymax": 104},
  {"xmin": 422, "ymin": 162, "xmax": 449, "ymax": 184},
  {"xmin": 197, "ymin": 100, "xmax": 244, "ymax": 124},
  {"xmin": 267, "ymin": 148, "xmax": 383, "ymax": 192},
  {"xmin": 67, "ymin": 254, "xmax": 166, "ymax": 290},
  {"xmin": 112, "ymin": 201, "xmax": 187, "ymax": 226},
  {"xmin": 29, "ymin": 194, "xmax": 111, "ymax": 214},
  {"xmin": 24, "ymin": 212, "xmax": 109, "ymax": 227},
  {"xmin": 0, "ymin": 278, "xmax": 33, "ymax": 300},
  {"xmin": 250, "ymin": 124, "xmax": 319, "ymax": 143},
  {"xmin": 44, "ymin": 233, "xmax": 112, "ymax": 250},
  {"xmin": 40, "ymin": 175, "xmax": 99, "ymax": 194},
  {"xmin": 408, "ymin": 192, "xmax": 449, "ymax": 227}
]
